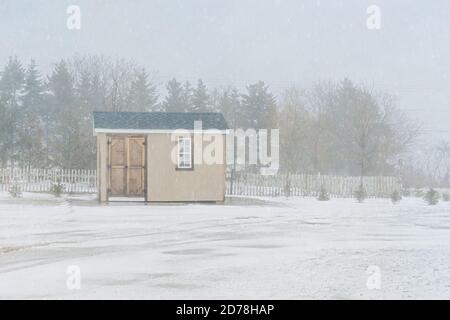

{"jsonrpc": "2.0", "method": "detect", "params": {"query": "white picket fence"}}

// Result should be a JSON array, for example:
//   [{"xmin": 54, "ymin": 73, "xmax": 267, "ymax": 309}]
[
  {"xmin": 0, "ymin": 167, "xmax": 97, "ymax": 193},
  {"xmin": 0, "ymin": 167, "xmax": 401, "ymax": 198},
  {"xmin": 226, "ymin": 172, "xmax": 402, "ymax": 198}
]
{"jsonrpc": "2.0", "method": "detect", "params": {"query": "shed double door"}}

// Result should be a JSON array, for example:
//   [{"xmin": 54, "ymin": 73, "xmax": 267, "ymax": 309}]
[{"xmin": 109, "ymin": 136, "xmax": 146, "ymax": 197}]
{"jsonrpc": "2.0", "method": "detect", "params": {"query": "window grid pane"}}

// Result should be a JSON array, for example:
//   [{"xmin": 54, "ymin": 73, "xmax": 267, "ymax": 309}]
[{"xmin": 178, "ymin": 137, "xmax": 192, "ymax": 168}]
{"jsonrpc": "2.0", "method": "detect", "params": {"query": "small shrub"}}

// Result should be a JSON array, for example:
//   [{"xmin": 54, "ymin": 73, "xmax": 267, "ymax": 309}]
[
  {"xmin": 414, "ymin": 188, "xmax": 424, "ymax": 198},
  {"xmin": 50, "ymin": 179, "xmax": 65, "ymax": 197},
  {"xmin": 442, "ymin": 193, "xmax": 450, "ymax": 202},
  {"xmin": 284, "ymin": 179, "xmax": 291, "ymax": 198},
  {"xmin": 391, "ymin": 190, "xmax": 402, "ymax": 204},
  {"xmin": 424, "ymin": 188, "xmax": 440, "ymax": 205},
  {"xmin": 354, "ymin": 184, "xmax": 367, "ymax": 203},
  {"xmin": 401, "ymin": 188, "xmax": 411, "ymax": 197},
  {"xmin": 317, "ymin": 186, "xmax": 330, "ymax": 201},
  {"xmin": 8, "ymin": 181, "xmax": 22, "ymax": 198}
]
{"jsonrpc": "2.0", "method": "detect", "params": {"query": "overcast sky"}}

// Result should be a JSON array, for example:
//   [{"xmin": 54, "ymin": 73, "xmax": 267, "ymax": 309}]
[{"xmin": 1, "ymin": 0, "xmax": 449, "ymax": 141}]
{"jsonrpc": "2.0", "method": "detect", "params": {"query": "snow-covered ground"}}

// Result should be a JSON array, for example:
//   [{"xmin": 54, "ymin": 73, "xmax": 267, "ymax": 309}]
[{"xmin": 0, "ymin": 192, "xmax": 449, "ymax": 299}]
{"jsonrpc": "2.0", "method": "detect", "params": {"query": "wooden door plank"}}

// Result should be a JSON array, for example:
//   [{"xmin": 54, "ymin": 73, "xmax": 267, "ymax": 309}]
[
  {"xmin": 127, "ymin": 137, "xmax": 145, "ymax": 196},
  {"xmin": 126, "ymin": 137, "xmax": 130, "ymax": 195},
  {"xmin": 109, "ymin": 137, "xmax": 127, "ymax": 196}
]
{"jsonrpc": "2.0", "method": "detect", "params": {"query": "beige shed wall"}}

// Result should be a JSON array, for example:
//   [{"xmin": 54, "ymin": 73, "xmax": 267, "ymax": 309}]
[
  {"xmin": 96, "ymin": 133, "xmax": 109, "ymax": 202},
  {"xmin": 146, "ymin": 132, "xmax": 226, "ymax": 202}
]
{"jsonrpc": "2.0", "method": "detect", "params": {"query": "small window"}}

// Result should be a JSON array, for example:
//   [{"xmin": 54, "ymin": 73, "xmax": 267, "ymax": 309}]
[{"xmin": 177, "ymin": 136, "xmax": 192, "ymax": 169}]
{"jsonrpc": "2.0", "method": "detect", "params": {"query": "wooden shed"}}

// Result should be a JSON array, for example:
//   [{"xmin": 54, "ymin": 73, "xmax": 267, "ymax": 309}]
[{"xmin": 93, "ymin": 111, "xmax": 228, "ymax": 202}]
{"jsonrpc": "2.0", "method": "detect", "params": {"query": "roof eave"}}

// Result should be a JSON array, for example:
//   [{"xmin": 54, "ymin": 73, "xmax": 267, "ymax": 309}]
[{"xmin": 94, "ymin": 128, "xmax": 230, "ymax": 135}]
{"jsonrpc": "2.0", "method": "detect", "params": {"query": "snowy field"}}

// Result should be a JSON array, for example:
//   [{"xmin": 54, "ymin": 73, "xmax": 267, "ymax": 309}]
[{"xmin": 0, "ymin": 192, "xmax": 450, "ymax": 299}]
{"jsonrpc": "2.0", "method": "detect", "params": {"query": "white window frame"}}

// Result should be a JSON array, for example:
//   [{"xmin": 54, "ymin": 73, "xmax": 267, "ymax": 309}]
[{"xmin": 177, "ymin": 136, "xmax": 192, "ymax": 169}]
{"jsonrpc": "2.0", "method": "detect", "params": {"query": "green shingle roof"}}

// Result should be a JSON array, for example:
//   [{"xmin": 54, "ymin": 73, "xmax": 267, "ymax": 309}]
[{"xmin": 93, "ymin": 112, "xmax": 229, "ymax": 131}]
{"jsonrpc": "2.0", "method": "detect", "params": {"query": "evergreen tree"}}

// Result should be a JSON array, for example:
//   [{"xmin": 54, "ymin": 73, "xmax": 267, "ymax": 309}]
[
  {"xmin": 192, "ymin": 79, "xmax": 210, "ymax": 112},
  {"xmin": 22, "ymin": 60, "xmax": 44, "ymax": 109},
  {"xmin": 127, "ymin": 68, "xmax": 158, "ymax": 111},
  {"xmin": 0, "ymin": 56, "xmax": 25, "ymax": 167},
  {"xmin": 163, "ymin": 78, "xmax": 184, "ymax": 112},
  {"xmin": 17, "ymin": 60, "xmax": 46, "ymax": 166},
  {"xmin": 47, "ymin": 60, "xmax": 75, "ymax": 108},
  {"xmin": 181, "ymin": 81, "xmax": 193, "ymax": 111},
  {"xmin": 217, "ymin": 87, "xmax": 241, "ymax": 129},
  {"xmin": 69, "ymin": 55, "xmax": 108, "ymax": 111},
  {"xmin": 0, "ymin": 56, "xmax": 25, "ymax": 106},
  {"xmin": 0, "ymin": 99, "xmax": 8, "ymax": 166},
  {"xmin": 241, "ymin": 81, "xmax": 276, "ymax": 129},
  {"xmin": 47, "ymin": 60, "xmax": 84, "ymax": 168},
  {"xmin": 240, "ymin": 82, "xmax": 277, "ymax": 173}
]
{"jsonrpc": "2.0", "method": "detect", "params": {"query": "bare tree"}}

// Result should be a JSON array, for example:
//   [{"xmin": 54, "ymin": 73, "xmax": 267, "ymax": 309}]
[
  {"xmin": 279, "ymin": 87, "xmax": 310, "ymax": 174},
  {"xmin": 108, "ymin": 58, "xmax": 136, "ymax": 112},
  {"xmin": 423, "ymin": 141, "xmax": 450, "ymax": 187},
  {"xmin": 331, "ymin": 79, "xmax": 419, "ymax": 187},
  {"xmin": 304, "ymin": 81, "xmax": 337, "ymax": 173}
]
